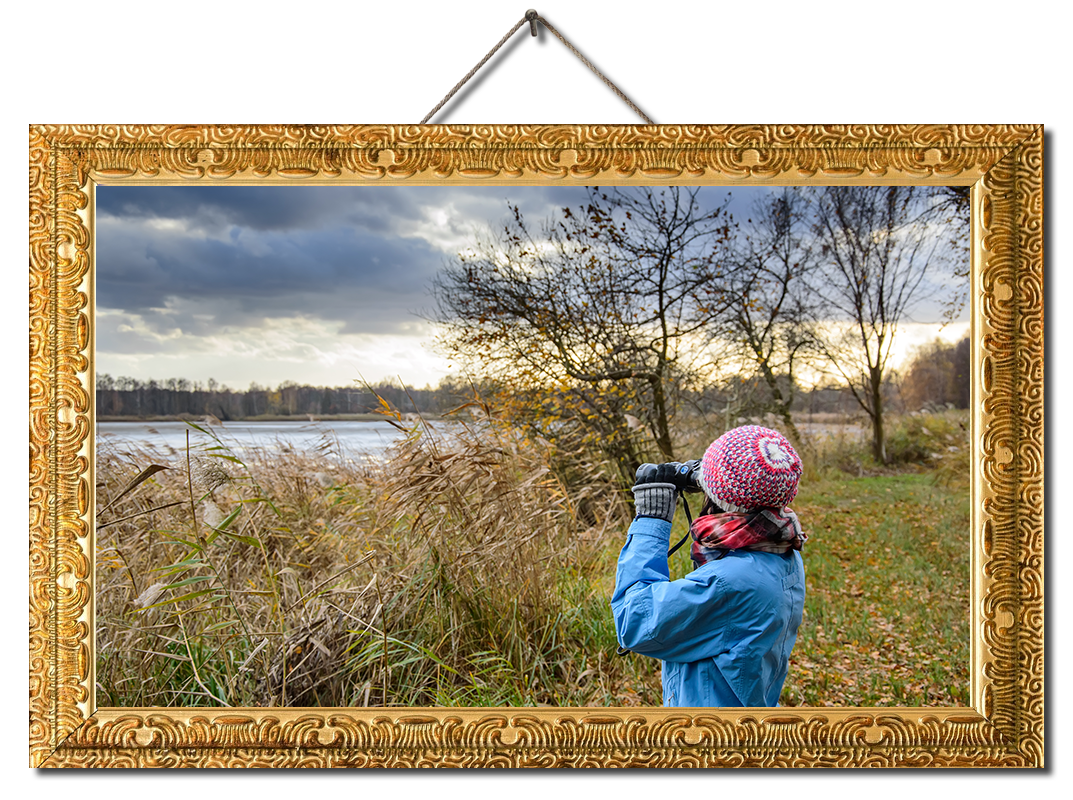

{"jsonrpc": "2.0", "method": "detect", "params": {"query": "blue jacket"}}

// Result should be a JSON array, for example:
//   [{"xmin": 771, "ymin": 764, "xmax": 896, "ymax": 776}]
[{"xmin": 611, "ymin": 515, "xmax": 805, "ymax": 707}]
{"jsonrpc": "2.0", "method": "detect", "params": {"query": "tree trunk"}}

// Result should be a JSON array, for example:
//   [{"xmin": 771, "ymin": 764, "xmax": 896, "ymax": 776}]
[
  {"xmin": 777, "ymin": 405, "xmax": 803, "ymax": 452},
  {"xmin": 870, "ymin": 370, "xmax": 887, "ymax": 464},
  {"xmin": 650, "ymin": 377, "xmax": 675, "ymax": 461},
  {"xmin": 759, "ymin": 364, "xmax": 803, "ymax": 450}
]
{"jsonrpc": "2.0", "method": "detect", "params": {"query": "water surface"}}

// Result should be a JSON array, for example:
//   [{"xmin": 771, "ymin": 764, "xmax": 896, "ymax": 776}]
[{"xmin": 96, "ymin": 419, "xmax": 407, "ymax": 462}]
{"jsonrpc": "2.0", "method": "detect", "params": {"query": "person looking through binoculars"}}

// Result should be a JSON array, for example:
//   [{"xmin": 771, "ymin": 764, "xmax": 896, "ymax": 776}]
[{"xmin": 611, "ymin": 425, "xmax": 807, "ymax": 707}]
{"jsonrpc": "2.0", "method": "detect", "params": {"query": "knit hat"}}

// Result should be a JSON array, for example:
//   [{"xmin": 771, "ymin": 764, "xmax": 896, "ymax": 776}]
[{"xmin": 698, "ymin": 425, "xmax": 802, "ymax": 512}]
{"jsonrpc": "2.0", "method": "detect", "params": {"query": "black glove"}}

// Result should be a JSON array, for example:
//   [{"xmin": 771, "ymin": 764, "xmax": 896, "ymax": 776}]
[{"xmin": 631, "ymin": 460, "xmax": 702, "ymax": 522}]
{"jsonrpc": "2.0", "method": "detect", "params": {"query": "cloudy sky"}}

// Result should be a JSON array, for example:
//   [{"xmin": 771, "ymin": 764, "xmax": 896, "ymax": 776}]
[{"xmin": 95, "ymin": 185, "xmax": 968, "ymax": 391}]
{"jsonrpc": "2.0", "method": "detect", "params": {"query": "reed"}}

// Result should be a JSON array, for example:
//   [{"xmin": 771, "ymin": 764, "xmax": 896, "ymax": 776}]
[{"xmin": 96, "ymin": 407, "xmax": 639, "ymax": 706}]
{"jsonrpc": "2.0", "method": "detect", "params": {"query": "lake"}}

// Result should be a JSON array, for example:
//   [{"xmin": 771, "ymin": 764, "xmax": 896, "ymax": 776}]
[
  {"xmin": 97, "ymin": 418, "xmax": 867, "ymax": 466},
  {"xmin": 96, "ymin": 419, "xmax": 411, "ymax": 463}
]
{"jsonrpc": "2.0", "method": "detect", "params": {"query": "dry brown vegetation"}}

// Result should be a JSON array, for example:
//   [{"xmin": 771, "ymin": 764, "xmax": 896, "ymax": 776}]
[
  {"xmin": 96, "ymin": 407, "xmax": 969, "ymax": 708},
  {"xmin": 96, "ymin": 406, "xmax": 638, "ymax": 707}
]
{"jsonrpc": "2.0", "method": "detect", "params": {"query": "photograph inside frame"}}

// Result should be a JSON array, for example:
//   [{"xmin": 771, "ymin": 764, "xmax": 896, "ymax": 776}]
[
  {"xmin": 29, "ymin": 124, "xmax": 1043, "ymax": 768},
  {"xmin": 93, "ymin": 182, "xmax": 972, "ymax": 710}
]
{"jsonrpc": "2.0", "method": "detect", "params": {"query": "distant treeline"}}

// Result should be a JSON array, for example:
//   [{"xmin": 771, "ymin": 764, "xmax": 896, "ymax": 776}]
[
  {"xmin": 95, "ymin": 374, "xmax": 474, "ymax": 420},
  {"xmin": 97, "ymin": 373, "xmax": 864, "ymax": 422},
  {"xmin": 899, "ymin": 337, "xmax": 971, "ymax": 412},
  {"xmin": 96, "ymin": 337, "xmax": 969, "ymax": 422}
]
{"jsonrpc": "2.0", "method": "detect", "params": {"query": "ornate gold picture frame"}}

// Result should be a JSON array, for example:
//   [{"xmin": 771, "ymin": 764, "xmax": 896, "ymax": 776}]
[{"xmin": 29, "ymin": 124, "xmax": 1043, "ymax": 768}]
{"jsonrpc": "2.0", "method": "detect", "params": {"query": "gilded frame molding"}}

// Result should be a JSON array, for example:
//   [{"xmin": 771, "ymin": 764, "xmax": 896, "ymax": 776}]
[{"xmin": 29, "ymin": 124, "xmax": 1043, "ymax": 768}]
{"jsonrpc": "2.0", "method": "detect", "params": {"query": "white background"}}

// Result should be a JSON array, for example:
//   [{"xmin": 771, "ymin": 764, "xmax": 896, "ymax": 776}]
[{"xmin": 7, "ymin": 0, "xmax": 1064, "ymax": 793}]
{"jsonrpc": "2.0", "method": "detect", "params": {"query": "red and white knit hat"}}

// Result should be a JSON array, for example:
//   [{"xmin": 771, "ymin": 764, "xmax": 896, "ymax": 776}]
[{"xmin": 698, "ymin": 425, "xmax": 802, "ymax": 512}]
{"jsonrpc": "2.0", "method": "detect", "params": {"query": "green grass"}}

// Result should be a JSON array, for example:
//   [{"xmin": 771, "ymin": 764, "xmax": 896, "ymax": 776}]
[{"xmin": 781, "ymin": 473, "xmax": 970, "ymax": 706}]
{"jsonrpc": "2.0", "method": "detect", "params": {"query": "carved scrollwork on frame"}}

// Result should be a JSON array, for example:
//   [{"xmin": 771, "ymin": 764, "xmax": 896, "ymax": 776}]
[
  {"xmin": 28, "ymin": 124, "xmax": 1043, "ymax": 768},
  {"xmin": 47, "ymin": 708, "xmax": 1026, "ymax": 768}
]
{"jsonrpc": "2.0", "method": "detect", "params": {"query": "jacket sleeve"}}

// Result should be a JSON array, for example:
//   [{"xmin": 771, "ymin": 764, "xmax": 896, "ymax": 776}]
[{"xmin": 610, "ymin": 516, "xmax": 729, "ymax": 662}]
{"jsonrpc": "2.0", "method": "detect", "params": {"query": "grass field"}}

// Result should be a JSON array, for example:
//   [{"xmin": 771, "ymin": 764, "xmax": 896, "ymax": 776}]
[
  {"xmin": 95, "ymin": 411, "xmax": 969, "ymax": 708},
  {"xmin": 782, "ymin": 472, "xmax": 969, "ymax": 705}
]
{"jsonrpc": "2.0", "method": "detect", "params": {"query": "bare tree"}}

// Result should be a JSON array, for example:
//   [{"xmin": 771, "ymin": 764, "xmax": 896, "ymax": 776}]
[
  {"xmin": 429, "ymin": 187, "xmax": 734, "ymax": 472},
  {"xmin": 714, "ymin": 188, "xmax": 819, "ymax": 447},
  {"xmin": 809, "ymin": 186, "xmax": 954, "ymax": 463}
]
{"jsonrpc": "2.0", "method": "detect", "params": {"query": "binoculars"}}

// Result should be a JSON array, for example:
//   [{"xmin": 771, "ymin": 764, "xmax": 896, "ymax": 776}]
[{"xmin": 633, "ymin": 459, "xmax": 703, "ymax": 494}]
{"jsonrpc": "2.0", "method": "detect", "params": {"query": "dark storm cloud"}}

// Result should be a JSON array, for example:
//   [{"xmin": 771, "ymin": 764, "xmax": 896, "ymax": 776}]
[
  {"xmin": 97, "ymin": 214, "xmax": 445, "ymax": 332},
  {"xmin": 96, "ymin": 185, "xmax": 589, "ymax": 237},
  {"xmin": 99, "ymin": 185, "xmax": 423, "ymax": 235},
  {"xmin": 94, "ymin": 185, "xmax": 783, "ymax": 350},
  {"xmin": 95, "ymin": 185, "xmax": 601, "ymax": 337}
]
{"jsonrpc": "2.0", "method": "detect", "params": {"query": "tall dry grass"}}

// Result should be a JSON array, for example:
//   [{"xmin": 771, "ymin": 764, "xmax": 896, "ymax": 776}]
[
  {"xmin": 96, "ymin": 406, "xmax": 635, "ymax": 707},
  {"xmin": 96, "ymin": 424, "xmax": 372, "ymax": 706}
]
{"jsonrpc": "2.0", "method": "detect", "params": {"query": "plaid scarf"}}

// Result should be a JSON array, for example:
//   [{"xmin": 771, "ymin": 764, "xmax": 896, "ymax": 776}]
[{"xmin": 690, "ymin": 508, "xmax": 807, "ymax": 567}]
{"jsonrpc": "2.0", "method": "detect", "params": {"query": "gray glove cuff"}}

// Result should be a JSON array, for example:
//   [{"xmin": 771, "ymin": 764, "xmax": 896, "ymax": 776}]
[{"xmin": 631, "ymin": 482, "xmax": 677, "ymax": 522}]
